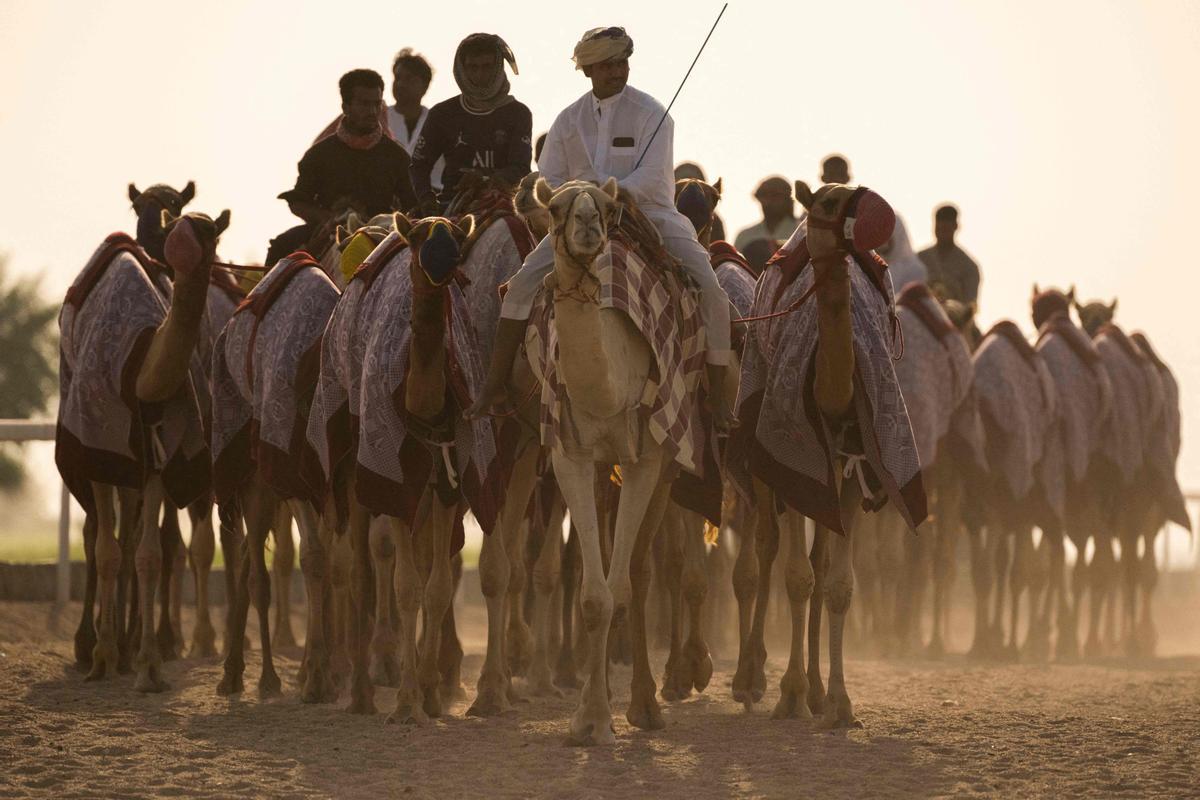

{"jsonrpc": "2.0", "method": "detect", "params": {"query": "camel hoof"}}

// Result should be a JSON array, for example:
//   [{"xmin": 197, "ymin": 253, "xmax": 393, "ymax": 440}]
[
  {"xmin": 1083, "ymin": 638, "xmax": 1103, "ymax": 660},
  {"xmin": 467, "ymin": 683, "xmax": 511, "ymax": 717},
  {"xmin": 771, "ymin": 672, "xmax": 813, "ymax": 720},
  {"xmin": 272, "ymin": 627, "xmax": 298, "ymax": 651},
  {"xmin": 507, "ymin": 623, "xmax": 535, "ymax": 679},
  {"xmin": 925, "ymin": 639, "xmax": 946, "ymax": 660},
  {"xmin": 74, "ymin": 632, "xmax": 97, "ymax": 671},
  {"xmin": 347, "ymin": 694, "xmax": 377, "ymax": 715},
  {"xmin": 441, "ymin": 680, "xmax": 468, "ymax": 702},
  {"xmin": 216, "ymin": 671, "xmax": 244, "ymax": 696},
  {"xmin": 134, "ymin": 668, "xmax": 169, "ymax": 694},
  {"xmin": 553, "ymin": 657, "xmax": 580, "ymax": 691},
  {"xmin": 189, "ymin": 636, "xmax": 218, "ymax": 660},
  {"xmin": 301, "ymin": 669, "xmax": 338, "ymax": 704},
  {"xmin": 626, "ymin": 692, "xmax": 666, "ymax": 732},
  {"xmin": 528, "ymin": 673, "xmax": 564, "ymax": 699},
  {"xmin": 806, "ymin": 676, "xmax": 826, "ymax": 717},
  {"xmin": 566, "ymin": 720, "xmax": 616, "ymax": 747},
  {"xmin": 258, "ymin": 672, "xmax": 283, "ymax": 699},
  {"xmin": 685, "ymin": 640, "xmax": 713, "ymax": 694},
  {"xmin": 818, "ymin": 686, "xmax": 860, "ymax": 730}
]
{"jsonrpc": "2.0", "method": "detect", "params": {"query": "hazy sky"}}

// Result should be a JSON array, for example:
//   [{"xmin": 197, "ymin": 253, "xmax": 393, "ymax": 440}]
[{"xmin": 1, "ymin": 0, "xmax": 1198, "ymax": 514}]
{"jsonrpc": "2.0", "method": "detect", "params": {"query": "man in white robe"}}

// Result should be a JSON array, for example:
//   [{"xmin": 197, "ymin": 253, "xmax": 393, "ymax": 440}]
[{"xmin": 468, "ymin": 26, "xmax": 735, "ymax": 427}]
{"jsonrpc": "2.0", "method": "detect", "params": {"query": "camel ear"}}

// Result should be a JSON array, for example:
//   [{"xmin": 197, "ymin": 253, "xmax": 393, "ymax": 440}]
[
  {"xmin": 533, "ymin": 177, "xmax": 554, "ymax": 209},
  {"xmin": 180, "ymin": 181, "xmax": 196, "ymax": 206},
  {"xmin": 1109, "ymin": 298, "xmax": 1118, "ymax": 314},
  {"xmin": 1032, "ymin": 283, "xmax": 1040, "ymax": 297},
  {"xmin": 794, "ymin": 180, "xmax": 815, "ymax": 211},
  {"xmin": 456, "ymin": 214, "xmax": 476, "ymax": 240},
  {"xmin": 345, "ymin": 211, "xmax": 362, "ymax": 233},
  {"xmin": 713, "ymin": 178, "xmax": 723, "ymax": 197},
  {"xmin": 392, "ymin": 212, "xmax": 413, "ymax": 238},
  {"xmin": 128, "ymin": 183, "xmax": 141, "ymax": 204},
  {"xmin": 335, "ymin": 225, "xmax": 351, "ymax": 246},
  {"xmin": 1067, "ymin": 285, "xmax": 1076, "ymax": 302},
  {"xmin": 214, "ymin": 209, "xmax": 231, "ymax": 235},
  {"xmin": 159, "ymin": 208, "xmax": 175, "ymax": 229},
  {"xmin": 600, "ymin": 176, "xmax": 619, "ymax": 202},
  {"xmin": 1072, "ymin": 297, "xmax": 1083, "ymax": 312}
]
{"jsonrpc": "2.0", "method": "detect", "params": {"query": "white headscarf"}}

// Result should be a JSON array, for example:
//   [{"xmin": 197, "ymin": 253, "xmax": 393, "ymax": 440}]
[
  {"xmin": 881, "ymin": 214, "xmax": 926, "ymax": 292},
  {"xmin": 572, "ymin": 27, "xmax": 634, "ymax": 69}
]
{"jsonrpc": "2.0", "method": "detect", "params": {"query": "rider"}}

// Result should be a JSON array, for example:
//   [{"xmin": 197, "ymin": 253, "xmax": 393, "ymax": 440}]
[
  {"xmin": 408, "ymin": 33, "xmax": 533, "ymax": 213},
  {"xmin": 467, "ymin": 26, "xmax": 735, "ymax": 428},
  {"xmin": 268, "ymin": 69, "xmax": 417, "ymax": 265}
]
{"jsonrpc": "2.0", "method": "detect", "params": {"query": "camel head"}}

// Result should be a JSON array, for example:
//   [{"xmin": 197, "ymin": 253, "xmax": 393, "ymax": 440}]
[
  {"xmin": 1031, "ymin": 283, "xmax": 1076, "ymax": 329},
  {"xmin": 129, "ymin": 181, "xmax": 196, "ymax": 260},
  {"xmin": 1073, "ymin": 295, "xmax": 1117, "ymax": 337},
  {"xmin": 800, "ymin": 183, "xmax": 895, "ymax": 264},
  {"xmin": 534, "ymin": 177, "xmax": 620, "ymax": 266},
  {"xmin": 160, "ymin": 207, "xmax": 230, "ymax": 285},
  {"xmin": 674, "ymin": 177, "xmax": 722, "ymax": 238},
  {"xmin": 334, "ymin": 213, "xmax": 395, "ymax": 284},
  {"xmin": 515, "ymin": 172, "xmax": 551, "ymax": 240},
  {"xmin": 393, "ymin": 212, "xmax": 476, "ymax": 288}
]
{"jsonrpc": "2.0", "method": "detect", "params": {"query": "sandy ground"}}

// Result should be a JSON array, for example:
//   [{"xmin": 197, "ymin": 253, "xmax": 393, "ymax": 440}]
[{"xmin": 1, "ymin": 599, "xmax": 1198, "ymax": 800}]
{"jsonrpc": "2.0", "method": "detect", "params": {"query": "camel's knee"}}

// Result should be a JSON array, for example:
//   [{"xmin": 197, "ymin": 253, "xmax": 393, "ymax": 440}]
[
  {"xmin": 300, "ymin": 537, "xmax": 327, "ymax": 582},
  {"xmin": 784, "ymin": 560, "xmax": 816, "ymax": 605},
  {"xmin": 825, "ymin": 577, "xmax": 853, "ymax": 615},
  {"xmin": 579, "ymin": 583, "xmax": 613, "ymax": 632},
  {"xmin": 478, "ymin": 537, "xmax": 510, "ymax": 599}
]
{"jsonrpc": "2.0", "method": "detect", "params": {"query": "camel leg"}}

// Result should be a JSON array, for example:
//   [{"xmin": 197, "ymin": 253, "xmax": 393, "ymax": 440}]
[
  {"xmin": 344, "ymin": 487, "xmax": 375, "ymax": 714},
  {"xmin": 806, "ymin": 523, "xmax": 829, "ymax": 716},
  {"xmin": 849, "ymin": 514, "xmax": 877, "ymax": 652},
  {"xmin": 156, "ymin": 505, "xmax": 184, "ymax": 661},
  {"xmin": 730, "ymin": 491, "xmax": 759, "ymax": 684},
  {"xmin": 327, "ymin": 531, "xmax": 353, "ymax": 691},
  {"xmin": 929, "ymin": 507, "xmax": 957, "ymax": 658},
  {"xmin": 272, "ymin": 505, "xmax": 298, "ymax": 650},
  {"xmin": 505, "ymin": 508, "xmax": 534, "ymax": 681},
  {"xmin": 772, "ymin": 509, "xmax": 814, "ymax": 720},
  {"xmin": 386, "ymin": 514, "xmax": 425, "ymax": 725},
  {"xmin": 416, "ymin": 491, "xmax": 457, "ymax": 719},
  {"xmin": 966, "ymin": 520, "xmax": 991, "ymax": 659},
  {"xmin": 989, "ymin": 522, "xmax": 1011, "ymax": 658},
  {"xmin": 1059, "ymin": 531, "xmax": 1088, "ymax": 663},
  {"xmin": 1118, "ymin": 527, "xmax": 1140, "ymax": 657},
  {"xmin": 366, "ymin": 515, "xmax": 401, "ymax": 687},
  {"xmin": 877, "ymin": 514, "xmax": 906, "ymax": 657},
  {"xmin": 116, "ymin": 488, "xmax": 140, "ymax": 675},
  {"xmin": 187, "ymin": 500, "xmax": 218, "ymax": 658},
  {"xmin": 554, "ymin": 523, "xmax": 581, "ymax": 690},
  {"xmin": 438, "ymin": 552, "xmax": 466, "ymax": 701},
  {"xmin": 469, "ymin": 441, "xmax": 538, "ymax": 715},
  {"xmin": 820, "ymin": 480, "xmax": 862, "ymax": 730},
  {"xmin": 732, "ymin": 477, "xmax": 778, "ymax": 708},
  {"xmin": 553, "ymin": 450, "xmax": 615, "ymax": 745},
  {"xmin": 1085, "ymin": 535, "xmax": 1114, "ymax": 659},
  {"xmin": 659, "ymin": 503, "xmax": 687, "ymax": 701},
  {"xmin": 288, "ymin": 499, "xmax": 337, "ymax": 703},
  {"xmin": 1005, "ymin": 527, "xmax": 1030, "ymax": 661},
  {"xmin": 1031, "ymin": 525, "xmax": 1063, "ymax": 662},
  {"xmin": 246, "ymin": 481, "xmax": 281, "ymax": 696},
  {"xmin": 86, "ymin": 485, "xmax": 120, "ymax": 681},
  {"xmin": 529, "ymin": 496, "xmax": 565, "ymax": 697},
  {"xmin": 75, "ymin": 512, "xmax": 99, "ymax": 670},
  {"xmin": 133, "ymin": 474, "xmax": 168, "ymax": 692},
  {"xmin": 680, "ymin": 507, "xmax": 713, "ymax": 695},
  {"xmin": 623, "ymin": 455, "xmax": 671, "ymax": 733},
  {"xmin": 1136, "ymin": 527, "xmax": 1159, "ymax": 657},
  {"xmin": 217, "ymin": 502, "xmax": 244, "ymax": 659}
]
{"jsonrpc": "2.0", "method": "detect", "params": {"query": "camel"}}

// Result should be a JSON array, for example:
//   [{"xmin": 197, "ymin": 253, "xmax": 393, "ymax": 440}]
[
  {"xmin": 209, "ymin": 242, "xmax": 342, "ymax": 700},
  {"xmin": 308, "ymin": 193, "xmax": 541, "ymax": 721},
  {"xmin": 523, "ymin": 176, "xmax": 712, "ymax": 743},
  {"xmin": 857, "ymin": 282, "xmax": 982, "ymax": 658},
  {"xmin": 731, "ymin": 183, "xmax": 924, "ymax": 727},
  {"xmin": 1073, "ymin": 297, "xmax": 1188, "ymax": 656},
  {"xmin": 58, "ymin": 195, "xmax": 230, "ymax": 692},
  {"xmin": 965, "ymin": 319, "xmax": 1058, "ymax": 659},
  {"xmin": 1027, "ymin": 286, "xmax": 1114, "ymax": 660}
]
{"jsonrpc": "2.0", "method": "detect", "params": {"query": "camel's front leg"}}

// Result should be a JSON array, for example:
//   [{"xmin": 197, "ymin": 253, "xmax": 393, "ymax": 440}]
[
  {"xmin": 387, "ymin": 514, "xmax": 426, "ymax": 725},
  {"xmin": 966, "ymin": 521, "xmax": 992, "ymax": 660},
  {"xmin": 416, "ymin": 490, "xmax": 457, "ymax": 719},
  {"xmin": 367, "ymin": 515, "xmax": 401, "ymax": 687},
  {"xmin": 733, "ymin": 477, "xmax": 779, "ymax": 708},
  {"xmin": 157, "ymin": 505, "xmax": 184, "ymax": 661},
  {"xmin": 820, "ymin": 480, "xmax": 863, "ymax": 730},
  {"xmin": 679, "ymin": 506, "xmax": 713, "ymax": 696},
  {"xmin": 469, "ymin": 440, "xmax": 538, "ymax": 715},
  {"xmin": 244, "ymin": 480, "xmax": 281, "ymax": 697},
  {"xmin": 134, "ymin": 474, "xmax": 169, "ymax": 692},
  {"xmin": 187, "ymin": 500, "xmax": 218, "ymax": 658},
  {"xmin": 620, "ymin": 452, "xmax": 671, "ymax": 733},
  {"xmin": 216, "ymin": 502, "xmax": 244, "ymax": 659},
  {"xmin": 554, "ymin": 524, "xmax": 581, "ymax": 690},
  {"xmin": 1085, "ymin": 535, "xmax": 1115, "ymax": 659},
  {"xmin": 929, "ymin": 468, "xmax": 963, "ymax": 658},
  {"xmin": 345, "ymin": 491, "xmax": 375, "ymax": 714},
  {"xmin": 86, "ymin": 485, "xmax": 119, "ymax": 681},
  {"xmin": 1136, "ymin": 527, "xmax": 1160, "ymax": 657},
  {"xmin": 806, "ymin": 523, "xmax": 829, "ymax": 716},
  {"xmin": 772, "ymin": 508, "xmax": 814, "ymax": 719},
  {"xmin": 288, "ymin": 498, "xmax": 337, "ymax": 703},
  {"xmin": 529, "ymin": 496, "xmax": 566, "ymax": 697},
  {"xmin": 659, "ymin": 503, "xmax": 687, "ymax": 701},
  {"xmin": 553, "ymin": 450, "xmax": 613, "ymax": 745},
  {"xmin": 272, "ymin": 505, "xmax": 299, "ymax": 650},
  {"xmin": 75, "ymin": 512, "xmax": 99, "ymax": 670}
]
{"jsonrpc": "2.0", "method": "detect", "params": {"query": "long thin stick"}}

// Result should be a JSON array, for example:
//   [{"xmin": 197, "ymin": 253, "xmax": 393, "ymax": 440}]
[{"xmin": 635, "ymin": 3, "xmax": 729, "ymax": 170}]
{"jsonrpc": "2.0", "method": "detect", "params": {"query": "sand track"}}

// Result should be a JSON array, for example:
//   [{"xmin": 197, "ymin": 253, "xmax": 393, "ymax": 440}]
[{"xmin": 1, "ymin": 600, "xmax": 1198, "ymax": 799}]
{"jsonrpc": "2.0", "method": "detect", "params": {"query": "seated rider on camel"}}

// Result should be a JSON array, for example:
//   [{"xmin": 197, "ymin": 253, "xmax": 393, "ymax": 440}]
[
  {"xmin": 467, "ymin": 26, "xmax": 736, "ymax": 428},
  {"xmin": 267, "ymin": 69, "xmax": 417, "ymax": 265},
  {"xmin": 409, "ymin": 33, "xmax": 533, "ymax": 214}
]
